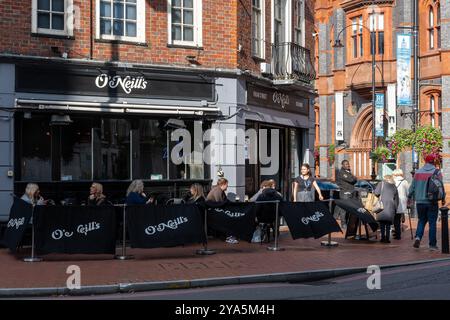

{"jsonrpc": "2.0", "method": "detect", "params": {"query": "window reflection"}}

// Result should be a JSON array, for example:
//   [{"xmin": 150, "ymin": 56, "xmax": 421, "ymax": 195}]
[
  {"xmin": 93, "ymin": 118, "xmax": 130, "ymax": 180},
  {"xmin": 60, "ymin": 118, "xmax": 92, "ymax": 180},
  {"xmin": 21, "ymin": 115, "xmax": 52, "ymax": 181}
]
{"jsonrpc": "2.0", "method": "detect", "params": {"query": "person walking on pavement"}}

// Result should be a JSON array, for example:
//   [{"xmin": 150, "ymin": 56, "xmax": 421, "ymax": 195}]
[
  {"xmin": 392, "ymin": 169, "xmax": 410, "ymax": 240},
  {"xmin": 408, "ymin": 154, "xmax": 446, "ymax": 251},
  {"xmin": 374, "ymin": 175, "xmax": 399, "ymax": 243},
  {"xmin": 335, "ymin": 160, "xmax": 358, "ymax": 229}
]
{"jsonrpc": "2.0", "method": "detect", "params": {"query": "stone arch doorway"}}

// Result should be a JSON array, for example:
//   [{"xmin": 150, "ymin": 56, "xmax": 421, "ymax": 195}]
[{"xmin": 348, "ymin": 105, "xmax": 373, "ymax": 179}]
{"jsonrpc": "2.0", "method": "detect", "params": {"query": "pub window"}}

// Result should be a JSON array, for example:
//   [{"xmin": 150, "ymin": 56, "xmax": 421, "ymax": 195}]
[
  {"xmin": 168, "ymin": 0, "xmax": 203, "ymax": 47},
  {"xmin": 20, "ymin": 115, "xmax": 52, "ymax": 181},
  {"xmin": 252, "ymin": 0, "xmax": 265, "ymax": 58},
  {"xmin": 32, "ymin": 0, "xmax": 74, "ymax": 36},
  {"xmin": 60, "ymin": 118, "xmax": 93, "ymax": 181},
  {"xmin": 96, "ymin": 0, "xmax": 146, "ymax": 42},
  {"xmin": 93, "ymin": 119, "xmax": 131, "ymax": 180}
]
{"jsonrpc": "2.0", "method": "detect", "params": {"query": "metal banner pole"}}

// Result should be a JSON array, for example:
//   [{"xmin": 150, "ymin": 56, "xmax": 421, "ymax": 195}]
[
  {"xmin": 321, "ymin": 190, "xmax": 338, "ymax": 247},
  {"xmin": 268, "ymin": 201, "xmax": 284, "ymax": 251},
  {"xmin": 24, "ymin": 204, "xmax": 42, "ymax": 262},
  {"xmin": 114, "ymin": 204, "xmax": 134, "ymax": 260},
  {"xmin": 196, "ymin": 208, "xmax": 216, "ymax": 255},
  {"xmin": 408, "ymin": 207, "xmax": 414, "ymax": 240}
]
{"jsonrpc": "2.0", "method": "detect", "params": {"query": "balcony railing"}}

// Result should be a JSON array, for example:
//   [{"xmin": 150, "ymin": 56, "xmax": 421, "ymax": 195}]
[{"xmin": 271, "ymin": 42, "xmax": 316, "ymax": 83}]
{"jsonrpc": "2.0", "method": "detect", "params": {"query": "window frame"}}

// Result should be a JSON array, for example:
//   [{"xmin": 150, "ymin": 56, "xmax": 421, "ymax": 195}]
[
  {"xmin": 252, "ymin": 0, "xmax": 266, "ymax": 59},
  {"xmin": 31, "ymin": 0, "xmax": 74, "ymax": 36},
  {"xmin": 428, "ymin": 6, "xmax": 435, "ymax": 50},
  {"xmin": 167, "ymin": 0, "xmax": 203, "ymax": 47},
  {"xmin": 96, "ymin": 0, "xmax": 146, "ymax": 43},
  {"xmin": 294, "ymin": 0, "xmax": 304, "ymax": 46}
]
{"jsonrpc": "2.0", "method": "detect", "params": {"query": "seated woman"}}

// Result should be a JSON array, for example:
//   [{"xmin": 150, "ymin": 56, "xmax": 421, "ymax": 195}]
[
  {"xmin": 125, "ymin": 180, "xmax": 151, "ymax": 205},
  {"xmin": 87, "ymin": 182, "xmax": 108, "ymax": 206},
  {"xmin": 21, "ymin": 183, "xmax": 47, "ymax": 206},
  {"xmin": 185, "ymin": 183, "xmax": 205, "ymax": 204}
]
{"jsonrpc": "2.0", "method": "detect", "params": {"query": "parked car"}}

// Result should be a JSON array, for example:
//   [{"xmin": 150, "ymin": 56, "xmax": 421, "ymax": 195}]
[
  {"xmin": 354, "ymin": 180, "xmax": 377, "ymax": 198},
  {"xmin": 315, "ymin": 180, "xmax": 340, "ymax": 200}
]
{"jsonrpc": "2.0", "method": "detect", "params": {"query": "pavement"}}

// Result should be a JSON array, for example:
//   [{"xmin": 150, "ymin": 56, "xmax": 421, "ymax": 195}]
[{"xmin": 1, "ymin": 219, "xmax": 449, "ymax": 298}]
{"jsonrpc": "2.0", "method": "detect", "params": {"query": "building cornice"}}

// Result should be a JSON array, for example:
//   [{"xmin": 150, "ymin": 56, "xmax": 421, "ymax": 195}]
[{"xmin": 340, "ymin": 0, "xmax": 394, "ymax": 12}]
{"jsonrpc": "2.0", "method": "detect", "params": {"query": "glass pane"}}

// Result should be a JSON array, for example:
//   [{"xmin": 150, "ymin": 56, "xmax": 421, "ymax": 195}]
[
  {"xmin": 184, "ymin": 9, "xmax": 193, "ymax": 25},
  {"xmin": 100, "ymin": 1, "xmax": 111, "ymax": 17},
  {"xmin": 173, "ymin": 0, "xmax": 181, "ymax": 7},
  {"xmin": 172, "ymin": 9, "xmax": 181, "ymax": 24},
  {"xmin": 21, "ymin": 115, "xmax": 52, "ymax": 181},
  {"xmin": 126, "ymin": 4, "xmax": 136, "ymax": 20},
  {"xmin": 100, "ymin": 19, "xmax": 112, "ymax": 35},
  {"xmin": 113, "ymin": 20, "xmax": 124, "ymax": 36},
  {"xmin": 126, "ymin": 0, "xmax": 136, "ymax": 3},
  {"xmin": 183, "ymin": 27, "xmax": 193, "ymax": 41},
  {"xmin": 93, "ymin": 119, "xmax": 130, "ymax": 180},
  {"xmin": 113, "ymin": 2, "xmax": 124, "ymax": 19},
  {"xmin": 61, "ymin": 118, "xmax": 92, "ymax": 181},
  {"xmin": 38, "ymin": 13, "xmax": 51, "ymax": 29},
  {"xmin": 183, "ymin": 0, "xmax": 193, "ymax": 8},
  {"xmin": 378, "ymin": 31, "xmax": 384, "ymax": 54},
  {"xmin": 52, "ymin": 13, "xmax": 65, "ymax": 30},
  {"xmin": 38, "ymin": 0, "xmax": 50, "ymax": 11},
  {"xmin": 52, "ymin": 0, "xmax": 65, "ymax": 12},
  {"xmin": 172, "ymin": 25, "xmax": 181, "ymax": 40},
  {"xmin": 126, "ymin": 22, "xmax": 136, "ymax": 37}
]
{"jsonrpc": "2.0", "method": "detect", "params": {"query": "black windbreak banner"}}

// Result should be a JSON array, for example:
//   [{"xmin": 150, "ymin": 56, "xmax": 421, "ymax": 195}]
[
  {"xmin": 280, "ymin": 202, "xmax": 342, "ymax": 239},
  {"xmin": 33, "ymin": 206, "xmax": 117, "ymax": 254},
  {"xmin": 2, "ymin": 198, "xmax": 33, "ymax": 253},
  {"xmin": 206, "ymin": 203, "xmax": 257, "ymax": 242},
  {"xmin": 334, "ymin": 199, "xmax": 379, "ymax": 233},
  {"xmin": 126, "ymin": 204, "xmax": 205, "ymax": 249}
]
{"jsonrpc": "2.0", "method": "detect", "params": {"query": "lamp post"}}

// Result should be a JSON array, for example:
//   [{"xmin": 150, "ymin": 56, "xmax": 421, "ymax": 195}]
[{"xmin": 333, "ymin": 12, "xmax": 378, "ymax": 181}]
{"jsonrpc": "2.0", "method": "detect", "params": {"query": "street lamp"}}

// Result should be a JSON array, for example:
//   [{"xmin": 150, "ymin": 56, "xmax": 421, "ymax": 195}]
[{"xmin": 333, "ymin": 13, "xmax": 378, "ymax": 181}]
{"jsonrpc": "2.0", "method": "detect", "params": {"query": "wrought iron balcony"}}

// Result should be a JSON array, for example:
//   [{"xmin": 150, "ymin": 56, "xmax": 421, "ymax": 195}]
[{"xmin": 271, "ymin": 42, "xmax": 315, "ymax": 84}]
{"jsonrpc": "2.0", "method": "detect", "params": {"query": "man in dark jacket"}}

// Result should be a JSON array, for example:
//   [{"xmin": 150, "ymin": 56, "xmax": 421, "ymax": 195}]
[{"xmin": 335, "ymin": 160, "xmax": 358, "ymax": 229}]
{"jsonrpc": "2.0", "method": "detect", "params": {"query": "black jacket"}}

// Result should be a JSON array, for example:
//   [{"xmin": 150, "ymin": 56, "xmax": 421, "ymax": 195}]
[
  {"xmin": 256, "ymin": 188, "xmax": 284, "ymax": 202},
  {"xmin": 336, "ymin": 169, "xmax": 357, "ymax": 192}
]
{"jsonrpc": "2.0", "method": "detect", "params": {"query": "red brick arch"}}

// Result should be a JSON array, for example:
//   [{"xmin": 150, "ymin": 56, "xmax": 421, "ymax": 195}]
[{"xmin": 348, "ymin": 105, "xmax": 373, "ymax": 179}]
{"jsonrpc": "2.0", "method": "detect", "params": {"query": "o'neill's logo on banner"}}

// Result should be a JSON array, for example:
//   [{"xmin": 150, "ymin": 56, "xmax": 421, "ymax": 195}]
[
  {"xmin": 7, "ymin": 217, "xmax": 25, "ymax": 230},
  {"xmin": 301, "ymin": 211, "xmax": 324, "ymax": 225},
  {"xmin": 396, "ymin": 33, "xmax": 412, "ymax": 106},
  {"xmin": 145, "ymin": 217, "xmax": 188, "ymax": 235},
  {"xmin": 213, "ymin": 208, "xmax": 246, "ymax": 218},
  {"xmin": 51, "ymin": 222, "xmax": 101, "ymax": 240},
  {"xmin": 95, "ymin": 74, "xmax": 148, "ymax": 94}
]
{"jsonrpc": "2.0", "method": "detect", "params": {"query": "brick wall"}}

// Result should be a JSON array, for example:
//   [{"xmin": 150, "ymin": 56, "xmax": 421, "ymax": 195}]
[{"xmin": 0, "ymin": 0, "xmax": 238, "ymax": 69}]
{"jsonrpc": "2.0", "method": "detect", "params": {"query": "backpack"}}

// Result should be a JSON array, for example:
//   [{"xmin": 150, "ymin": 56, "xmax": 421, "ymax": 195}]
[{"xmin": 426, "ymin": 169, "xmax": 445, "ymax": 201}]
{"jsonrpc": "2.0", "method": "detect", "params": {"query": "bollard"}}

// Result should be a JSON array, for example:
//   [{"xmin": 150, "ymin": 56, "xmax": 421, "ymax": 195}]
[
  {"xmin": 196, "ymin": 208, "xmax": 216, "ymax": 255},
  {"xmin": 440, "ymin": 207, "xmax": 449, "ymax": 254},
  {"xmin": 321, "ymin": 190, "xmax": 338, "ymax": 247},
  {"xmin": 23, "ymin": 204, "xmax": 42, "ymax": 262},
  {"xmin": 114, "ymin": 204, "xmax": 134, "ymax": 260}
]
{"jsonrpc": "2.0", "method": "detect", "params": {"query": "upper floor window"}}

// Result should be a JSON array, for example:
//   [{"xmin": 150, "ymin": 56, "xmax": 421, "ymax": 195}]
[
  {"xmin": 430, "ymin": 95, "xmax": 435, "ymax": 127},
  {"xmin": 32, "ymin": 0, "xmax": 74, "ymax": 36},
  {"xmin": 168, "ymin": 0, "xmax": 202, "ymax": 47},
  {"xmin": 96, "ymin": 0, "xmax": 146, "ymax": 43},
  {"xmin": 429, "ymin": 6, "xmax": 435, "ymax": 49},
  {"xmin": 369, "ymin": 12, "xmax": 384, "ymax": 55},
  {"xmin": 351, "ymin": 16, "xmax": 363, "ymax": 58},
  {"xmin": 294, "ymin": 0, "xmax": 304, "ymax": 46},
  {"xmin": 437, "ymin": 3, "xmax": 441, "ymax": 48},
  {"xmin": 252, "ymin": 0, "xmax": 265, "ymax": 58}
]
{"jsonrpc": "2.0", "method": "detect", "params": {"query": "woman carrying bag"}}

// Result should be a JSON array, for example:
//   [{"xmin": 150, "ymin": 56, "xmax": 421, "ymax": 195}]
[{"xmin": 374, "ymin": 175, "xmax": 399, "ymax": 243}]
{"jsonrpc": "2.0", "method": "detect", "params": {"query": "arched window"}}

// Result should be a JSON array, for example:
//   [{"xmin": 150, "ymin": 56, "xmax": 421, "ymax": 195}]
[{"xmin": 429, "ymin": 6, "xmax": 434, "ymax": 49}]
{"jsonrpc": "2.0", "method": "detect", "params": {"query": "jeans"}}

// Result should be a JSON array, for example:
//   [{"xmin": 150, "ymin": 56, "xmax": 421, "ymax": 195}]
[
  {"xmin": 393, "ymin": 214, "xmax": 402, "ymax": 239},
  {"xmin": 334, "ymin": 191, "xmax": 353, "ymax": 227},
  {"xmin": 415, "ymin": 203, "xmax": 439, "ymax": 247},
  {"xmin": 380, "ymin": 222, "xmax": 391, "ymax": 241}
]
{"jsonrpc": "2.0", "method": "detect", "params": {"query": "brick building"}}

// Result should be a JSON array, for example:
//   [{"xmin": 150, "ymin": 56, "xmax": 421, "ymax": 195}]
[
  {"xmin": 0, "ymin": 0, "xmax": 316, "ymax": 221},
  {"xmin": 314, "ymin": 0, "xmax": 450, "ymax": 193}
]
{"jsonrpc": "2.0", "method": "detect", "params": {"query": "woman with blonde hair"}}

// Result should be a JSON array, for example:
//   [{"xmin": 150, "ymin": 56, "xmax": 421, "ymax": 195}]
[
  {"xmin": 88, "ymin": 182, "xmax": 107, "ymax": 206},
  {"xmin": 392, "ymin": 169, "xmax": 410, "ymax": 240},
  {"xmin": 186, "ymin": 183, "xmax": 205, "ymax": 204},
  {"xmin": 126, "ymin": 180, "xmax": 151, "ymax": 205},
  {"xmin": 21, "ymin": 183, "xmax": 46, "ymax": 205}
]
